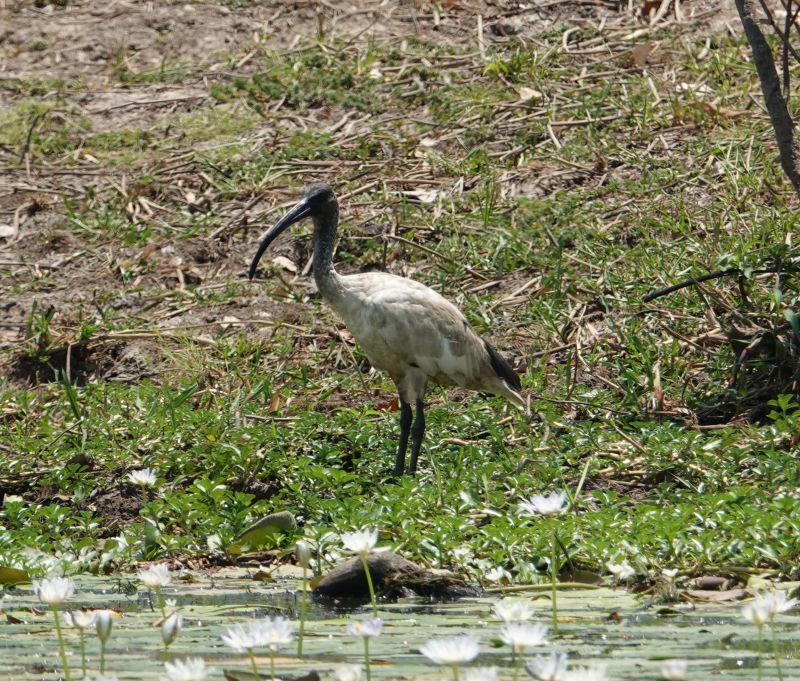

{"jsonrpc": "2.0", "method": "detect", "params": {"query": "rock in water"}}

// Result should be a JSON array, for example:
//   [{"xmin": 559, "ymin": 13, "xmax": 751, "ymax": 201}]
[{"xmin": 313, "ymin": 552, "xmax": 481, "ymax": 602}]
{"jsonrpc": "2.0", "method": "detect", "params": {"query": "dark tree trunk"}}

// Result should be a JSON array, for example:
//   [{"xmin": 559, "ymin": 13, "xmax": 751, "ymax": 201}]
[{"xmin": 735, "ymin": 0, "xmax": 800, "ymax": 196}]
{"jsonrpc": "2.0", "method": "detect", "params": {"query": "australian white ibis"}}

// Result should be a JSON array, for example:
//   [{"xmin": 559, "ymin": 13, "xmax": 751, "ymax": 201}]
[{"xmin": 248, "ymin": 184, "xmax": 525, "ymax": 476}]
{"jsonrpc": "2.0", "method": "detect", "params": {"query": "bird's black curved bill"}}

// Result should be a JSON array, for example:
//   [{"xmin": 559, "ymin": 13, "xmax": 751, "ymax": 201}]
[{"xmin": 248, "ymin": 199, "xmax": 312, "ymax": 280}]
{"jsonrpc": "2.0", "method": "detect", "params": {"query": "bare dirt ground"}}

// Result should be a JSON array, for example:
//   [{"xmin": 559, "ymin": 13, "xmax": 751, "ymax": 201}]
[{"xmin": 0, "ymin": 0, "xmax": 736, "ymax": 390}]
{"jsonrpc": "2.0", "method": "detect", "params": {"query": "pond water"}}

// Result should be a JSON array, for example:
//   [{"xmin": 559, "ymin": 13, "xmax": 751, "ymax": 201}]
[{"xmin": 1, "ymin": 569, "xmax": 798, "ymax": 680}]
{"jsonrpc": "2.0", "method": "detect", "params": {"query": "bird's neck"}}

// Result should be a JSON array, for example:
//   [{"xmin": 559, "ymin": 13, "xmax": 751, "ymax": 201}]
[{"xmin": 312, "ymin": 210, "xmax": 344, "ymax": 302}]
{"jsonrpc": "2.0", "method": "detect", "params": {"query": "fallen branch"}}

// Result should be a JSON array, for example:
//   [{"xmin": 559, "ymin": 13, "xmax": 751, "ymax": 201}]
[{"xmin": 643, "ymin": 267, "xmax": 796, "ymax": 302}]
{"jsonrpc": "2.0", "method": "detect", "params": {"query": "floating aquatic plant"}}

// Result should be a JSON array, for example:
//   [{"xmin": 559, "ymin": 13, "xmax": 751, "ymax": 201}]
[
  {"xmin": 34, "ymin": 576, "xmax": 75, "ymax": 681},
  {"xmin": 347, "ymin": 617, "xmax": 383, "ymax": 681},
  {"xmin": 660, "ymin": 659, "xmax": 688, "ymax": 680},
  {"xmin": 419, "ymin": 634, "xmax": 480, "ymax": 681},
  {"xmin": 95, "ymin": 609, "xmax": 115, "ymax": 675},
  {"xmin": 296, "ymin": 539, "xmax": 311, "ymax": 656},
  {"xmin": 163, "ymin": 657, "xmax": 207, "ymax": 681},
  {"xmin": 500, "ymin": 622, "xmax": 549, "ymax": 680},
  {"xmin": 340, "ymin": 527, "xmax": 387, "ymax": 616},
  {"xmin": 138, "ymin": 564, "xmax": 172, "ymax": 617},
  {"xmin": 161, "ymin": 611, "xmax": 182, "ymax": 655},
  {"xmin": 525, "ymin": 651, "xmax": 568, "ymax": 681},
  {"xmin": 520, "ymin": 491, "xmax": 567, "ymax": 635},
  {"xmin": 493, "ymin": 599, "xmax": 535, "ymax": 623},
  {"xmin": 63, "ymin": 609, "xmax": 96, "ymax": 677}
]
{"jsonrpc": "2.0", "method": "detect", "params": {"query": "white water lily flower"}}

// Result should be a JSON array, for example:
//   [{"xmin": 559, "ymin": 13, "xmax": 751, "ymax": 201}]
[
  {"xmin": 95, "ymin": 609, "xmax": 114, "ymax": 643},
  {"xmin": 520, "ymin": 491, "xmax": 568, "ymax": 516},
  {"xmin": 221, "ymin": 621, "xmax": 265, "ymax": 652},
  {"xmin": 564, "ymin": 664, "xmax": 608, "ymax": 681},
  {"xmin": 767, "ymin": 590, "xmax": 798, "ymax": 615},
  {"xmin": 484, "ymin": 566, "xmax": 512, "ymax": 584},
  {"xmin": 419, "ymin": 634, "xmax": 480, "ymax": 666},
  {"xmin": 493, "ymin": 599, "xmax": 535, "ymax": 622},
  {"xmin": 347, "ymin": 617, "xmax": 383, "ymax": 638},
  {"xmin": 525, "ymin": 652, "xmax": 568, "ymax": 681},
  {"xmin": 334, "ymin": 663, "xmax": 363, "ymax": 681},
  {"xmin": 500, "ymin": 622, "xmax": 549, "ymax": 652},
  {"xmin": 63, "ymin": 609, "xmax": 96, "ymax": 629},
  {"xmin": 463, "ymin": 668, "xmax": 500, "ymax": 681},
  {"xmin": 660, "ymin": 658, "xmax": 688, "ymax": 680},
  {"xmin": 742, "ymin": 594, "xmax": 775, "ymax": 627},
  {"xmin": 261, "ymin": 615, "xmax": 295, "ymax": 651},
  {"xmin": 138, "ymin": 564, "xmax": 172, "ymax": 588},
  {"xmin": 296, "ymin": 540, "xmax": 311, "ymax": 568},
  {"xmin": 607, "ymin": 560, "xmax": 635, "ymax": 580},
  {"xmin": 340, "ymin": 528, "xmax": 387, "ymax": 555},
  {"xmin": 127, "ymin": 468, "xmax": 157, "ymax": 487},
  {"xmin": 162, "ymin": 657, "xmax": 207, "ymax": 681},
  {"xmin": 33, "ymin": 577, "xmax": 75, "ymax": 606},
  {"xmin": 161, "ymin": 612, "xmax": 183, "ymax": 646}
]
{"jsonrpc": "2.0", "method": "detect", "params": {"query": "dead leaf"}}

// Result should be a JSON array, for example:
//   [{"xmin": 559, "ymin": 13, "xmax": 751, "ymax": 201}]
[
  {"xmin": 402, "ymin": 189, "xmax": 438, "ymax": 204},
  {"xmin": 220, "ymin": 316, "xmax": 242, "ymax": 329},
  {"xmin": 632, "ymin": 43, "xmax": 654, "ymax": 67},
  {"xmin": 271, "ymin": 255, "xmax": 297, "ymax": 273},
  {"xmin": 517, "ymin": 86, "xmax": 543, "ymax": 101},
  {"xmin": 269, "ymin": 393, "xmax": 281, "ymax": 413},
  {"xmin": 376, "ymin": 398, "xmax": 400, "ymax": 412}
]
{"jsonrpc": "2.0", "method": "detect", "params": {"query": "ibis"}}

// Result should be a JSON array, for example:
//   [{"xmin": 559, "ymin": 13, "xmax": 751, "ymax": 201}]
[{"xmin": 248, "ymin": 183, "xmax": 525, "ymax": 476}]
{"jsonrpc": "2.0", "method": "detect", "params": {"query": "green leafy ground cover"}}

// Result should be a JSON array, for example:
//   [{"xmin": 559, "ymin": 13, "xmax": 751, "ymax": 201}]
[{"xmin": 1, "ymin": 0, "xmax": 799, "ymax": 596}]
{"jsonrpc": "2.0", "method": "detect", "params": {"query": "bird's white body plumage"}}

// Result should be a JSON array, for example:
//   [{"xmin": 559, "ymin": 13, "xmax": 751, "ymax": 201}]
[{"xmin": 323, "ymin": 271, "xmax": 525, "ymax": 407}]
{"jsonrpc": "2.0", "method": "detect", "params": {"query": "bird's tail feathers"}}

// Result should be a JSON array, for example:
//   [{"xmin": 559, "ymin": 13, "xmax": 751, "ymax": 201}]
[
  {"xmin": 484, "ymin": 340, "xmax": 522, "ymax": 392},
  {"xmin": 483, "ymin": 340, "xmax": 529, "ymax": 414}
]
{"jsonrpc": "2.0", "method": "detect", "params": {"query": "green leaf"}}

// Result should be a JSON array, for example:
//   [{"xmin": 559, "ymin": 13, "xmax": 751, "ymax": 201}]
[
  {"xmin": 235, "ymin": 511, "xmax": 297, "ymax": 550},
  {"xmin": 0, "ymin": 567, "xmax": 30, "ymax": 585},
  {"xmin": 61, "ymin": 369, "xmax": 82, "ymax": 420}
]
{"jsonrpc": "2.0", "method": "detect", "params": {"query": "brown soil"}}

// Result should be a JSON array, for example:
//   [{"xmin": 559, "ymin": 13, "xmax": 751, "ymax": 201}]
[{"xmin": 3, "ymin": 0, "xmax": 613, "ymax": 383}]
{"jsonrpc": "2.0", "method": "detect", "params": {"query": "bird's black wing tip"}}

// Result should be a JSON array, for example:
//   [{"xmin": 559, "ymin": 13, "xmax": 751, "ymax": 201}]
[{"xmin": 484, "ymin": 340, "xmax": 522, "ymax": 392}]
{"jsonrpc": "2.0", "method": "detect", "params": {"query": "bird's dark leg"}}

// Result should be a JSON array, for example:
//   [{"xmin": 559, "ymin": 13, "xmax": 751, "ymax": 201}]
[
  {"xmin": 408, "ymin": 398, "xmax": 425, "ymax": 476},
  {"xmin": 394, "ymin": 399, "xmax": 413, "ymax": 478}
]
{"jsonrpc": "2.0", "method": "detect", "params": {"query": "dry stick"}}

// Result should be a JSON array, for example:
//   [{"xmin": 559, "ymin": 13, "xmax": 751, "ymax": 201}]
[
  {"xmin": 736, "ymin": 0, "xmax": 800, "ymax": 196},
  {"xmin": 476, "ymin": 14, "xmax": 485, "ymax": 60},
  {"xmin": 643, "ymin": 267, "xmax": 795, "ymax": 302},
  {"xmin": 208, "ymin": 191, "xmax": 269, "ymax": 240},
  {"xmin": 19, "ymin": 111, "xmax": 48, "ymax": 162},
  {"xmin": 382, "ymin": 233, "xmax": 490, "ymax": 281},
  {"xmin": 528, "ymin": 394, "xmax": 633, "ymax": 417},
  {"xmin": 643, "ymin": 269, "xmax": 740, "ymax": 302}
]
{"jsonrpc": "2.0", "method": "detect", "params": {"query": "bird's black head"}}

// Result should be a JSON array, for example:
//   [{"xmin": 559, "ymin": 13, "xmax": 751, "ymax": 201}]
[
  {"xmin": 248, "ymin": 183, "xmax": 338, "ymax": 280},
  {"xmin": 303, "ymin": 183, "xmax": 336, "ymax": 211}
]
